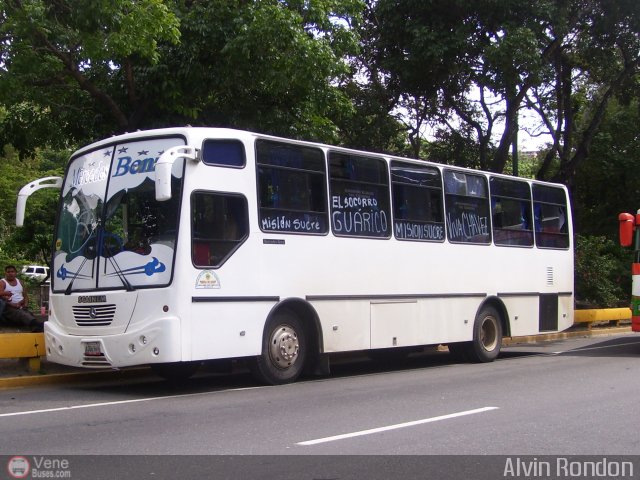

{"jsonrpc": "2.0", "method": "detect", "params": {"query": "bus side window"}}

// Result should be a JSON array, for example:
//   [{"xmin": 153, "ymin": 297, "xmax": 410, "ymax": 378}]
[
  {"xmin": 191, "ymin": 192, "xmax": 249, "ymax": 268},
  {"xmin": 490, "ymin": 177, "xmax": 534, "ymax": 247},
  {"xmin": 390, "ymin": 161, "xmax": 445, "ymax": 242},
  {"xmin": 532, "ymin": 185, "xmax": 570, "ymax": 249},
  {"xmin": 256, "ymin": 140, "xmax": 328, "ymax": 235},
  {"xmin": 329, "ymin": 151, "xmax": 391, "ymax": 238},
  {"xmin": 444, "ymin": 170, "xmax": 491, "ymax": 244}
]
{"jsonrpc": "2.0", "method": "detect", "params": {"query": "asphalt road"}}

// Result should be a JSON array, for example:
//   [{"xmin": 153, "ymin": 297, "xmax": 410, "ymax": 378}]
[{"xmin": 1, "ymin": 333, "xmax": 639, "ymax": 479}]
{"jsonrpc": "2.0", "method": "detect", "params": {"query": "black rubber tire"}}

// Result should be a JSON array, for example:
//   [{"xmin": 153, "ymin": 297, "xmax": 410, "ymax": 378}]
[
  {"xmin": 251, "ymin": 310, "xmax": 306, "ymax": 385},
  {"xmin": 466, "ymin": 305, "xmax": 503, "ymax": 363},
  {"xmin": 151, "ymin": 361, "xmax": 201, "ymax": 382}
]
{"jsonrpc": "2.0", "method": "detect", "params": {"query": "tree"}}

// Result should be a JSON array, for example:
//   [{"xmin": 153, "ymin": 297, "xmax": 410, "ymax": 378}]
[
  {"xmin": 528, "ymin": 0, "xmax": 640, "ymax": 187},
  {"xmin": 0, "ymin": 145, "xmax": 66, "ymax": 265},
  {"xmin": 0, "ymin": 0, "xmax": 181, "ymax": 151},
  {"xmin": 362, "ymin": 0, "xmax": 640, "ymax": 184},
  {"xmin": 362, "ymin": 0, "xmax": 556, "ymax": 169},
  {"xmin": 0, "ymin": 0, "xmax": 364, "ymax": 151},
  {"xmin": 572, "ymin": 97, "xmax": 640, "ymax": 237}
]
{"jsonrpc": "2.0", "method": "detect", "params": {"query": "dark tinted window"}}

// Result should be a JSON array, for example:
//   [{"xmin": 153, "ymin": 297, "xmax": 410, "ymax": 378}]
[
  {"xmin": 533, "ymin": 185, "xmax": 570, "ymax": 249},
  {"xmin": 391, "ymin": 161, "xmax": 444, "ymax": 241},
  {"xmin": 490, "ymin": 177, "xmax": 533, "ymax": 247},
  {"xmin": 191, "ymin": 192, "xmax": 249, "ymax": 268},
  {"xmin": 256, "ymin": 140, "xmax": 328, "ymax": 234},
  {"xmin": 329, "ymin": 151, "xmax": 391, "ymax": 238},
  {"xmin": 202, "ymin": 140, "xmax": 246, "ymax": 167},
  {"xmin": 444, "ymin": 170, "xmax": 490, "ymax": 244}
]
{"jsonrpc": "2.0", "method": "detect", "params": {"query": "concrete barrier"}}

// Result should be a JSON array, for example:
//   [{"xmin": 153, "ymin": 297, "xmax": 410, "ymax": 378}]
[
  {"xmin": 573, "ymin": 308, "xmax": 631, "ymax": 328},
  {"xmin": 0, "ymin": 332, "xmax": 45, "ymax": 371}
]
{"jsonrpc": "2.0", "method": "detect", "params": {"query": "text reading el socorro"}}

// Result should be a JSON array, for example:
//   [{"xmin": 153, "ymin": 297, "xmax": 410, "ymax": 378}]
[{"xmin": 331, "ymin": 193, "xmax": 388, "ymax": 236}]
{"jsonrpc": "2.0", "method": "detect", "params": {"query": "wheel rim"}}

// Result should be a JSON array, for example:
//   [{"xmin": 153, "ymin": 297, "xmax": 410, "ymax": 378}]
[
  {"xmin": 480, "ymin": 316, "xmax": 498, "ymax": 352},
  {"xmin": 268, "ymin": 324, "xmax": 300, "ymax": 370}
]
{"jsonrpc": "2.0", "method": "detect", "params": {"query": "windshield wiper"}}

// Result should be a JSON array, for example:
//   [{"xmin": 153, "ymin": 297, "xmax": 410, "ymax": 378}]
[
  {"xmin": 64, "ymin": 230, "xmax": 98, "ymax": 295},
  {"xmin": 101, "ymin": 232, "xmax": 135, "ymax": 292}
]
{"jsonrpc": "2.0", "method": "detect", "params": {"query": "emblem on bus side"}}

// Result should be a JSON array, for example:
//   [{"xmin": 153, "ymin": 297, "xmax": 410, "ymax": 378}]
[{"xmin": 195, "ymin": 270, "xmax": 221, "ymax": 289}]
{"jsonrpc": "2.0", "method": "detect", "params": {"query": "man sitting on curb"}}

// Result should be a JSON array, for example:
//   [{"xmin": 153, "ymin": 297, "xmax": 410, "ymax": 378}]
[{"xmin": 0, "ymin": 265, "xmax": 45, "ymax": 333}]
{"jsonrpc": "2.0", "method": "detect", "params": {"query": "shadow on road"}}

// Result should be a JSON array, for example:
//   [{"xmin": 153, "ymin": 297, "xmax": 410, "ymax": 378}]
[{"xmin": 59, "ymin": 335, "xmax": 640, "ymax": 397}]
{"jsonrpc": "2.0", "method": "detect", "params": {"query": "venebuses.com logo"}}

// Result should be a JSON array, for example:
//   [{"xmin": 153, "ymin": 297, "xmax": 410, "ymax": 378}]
[
  {"xmin": 6, "ymin": 455, "xmax": 71, "ymax": 478},
  {"xmin": 7, "ymin": 456, "xmax": 29, "ymax": 479}
]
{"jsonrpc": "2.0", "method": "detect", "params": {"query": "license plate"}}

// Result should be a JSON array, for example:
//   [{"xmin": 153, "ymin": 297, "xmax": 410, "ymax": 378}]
[{"xmin": 84, "ymin": 342, "xmax": 102, "ymax": 356}]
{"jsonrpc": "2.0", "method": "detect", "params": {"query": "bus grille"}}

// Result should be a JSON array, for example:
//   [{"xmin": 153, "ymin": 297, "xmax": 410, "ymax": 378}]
[
  {"xmin": 72, "ymin": 304, "xmax": 117, "ymax": 326},
  {"xmin": 81, "ymin": 355, "xmax": 112, "ymax": 368}
]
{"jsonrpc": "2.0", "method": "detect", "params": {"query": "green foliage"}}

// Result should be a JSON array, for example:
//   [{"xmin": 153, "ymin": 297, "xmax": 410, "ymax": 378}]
[
  {"xmin": 572, "ymin": 97, "xmax": 640, "ymax": 237},
  {"xmin": 0, "ymin": 146, "xmax": 66, "ymax": 265},
  {"xmin": 0, "ymin": 0, "xmax": 364, "ymax": 149},
  {"xmin": 574, "ymin": 235, "xmax": 631, "ymax": 308}
]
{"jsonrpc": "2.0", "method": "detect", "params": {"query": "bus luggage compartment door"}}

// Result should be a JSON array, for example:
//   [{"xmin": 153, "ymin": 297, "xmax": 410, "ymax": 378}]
[{"xmin": 370, "ymin": 300, "xmax": 421, "ymax": 349}]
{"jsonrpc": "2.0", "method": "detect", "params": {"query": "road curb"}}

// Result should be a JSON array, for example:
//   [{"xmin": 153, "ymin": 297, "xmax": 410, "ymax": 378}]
[
  {"xmin": 503, "ymin": 325, "xmax": 631, "ymax": 345},
  {"xmin": 0, "ymin": 366, "xmax": 150, "ymax": 390},
  {"xmin": 0, "ymin": 326, "xmax": 633, "ymax": 389}
]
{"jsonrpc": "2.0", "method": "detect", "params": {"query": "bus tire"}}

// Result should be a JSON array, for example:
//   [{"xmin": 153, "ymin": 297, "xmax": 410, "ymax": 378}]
[
  {"xmin": 252, "ymin": 310, "xmax": 306, "ymax": 385},
  {"xmin": 467, "ymin": 305, "xmax": 502, "ymax": 363},
  {"xmin": 151, "ymin": 361, "xmax": 201, "ymax": 382}
]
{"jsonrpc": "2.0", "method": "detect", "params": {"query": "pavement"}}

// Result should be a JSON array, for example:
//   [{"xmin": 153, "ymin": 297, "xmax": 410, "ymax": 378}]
[{"xmin": 0, "ymin": 323, "xmax": 633, "ymax": 390}]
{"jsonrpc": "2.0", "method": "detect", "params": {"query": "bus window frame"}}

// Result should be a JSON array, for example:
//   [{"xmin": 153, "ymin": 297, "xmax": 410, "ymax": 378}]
[
  {"xmin": 390, "ymin": 160, "xmax": 445, "ymax": 243},
  {"xmin": 190, "ymin": 190, "xmax": 250, "ymax": 269},
  {"xmin": 443, "ymin": 169, "xmax": 491, "ymax": 245},
  {"xmin": 255, "ymin": 139, "xmax": 329, "ymax": 236},
  {"xmin": 201, "ymin": 139, "xmax": 247, "ymax": 169},
  {"xmin": 532, "ymin": 184, "xmax": 570, "ymax": 250},
  {"xmin": 489, "ymin": 176, "xmax": 534, "ymax": 248},
  {"xmin": 329, "ymin": 150, "xmax": 392, "ymax": 240}
]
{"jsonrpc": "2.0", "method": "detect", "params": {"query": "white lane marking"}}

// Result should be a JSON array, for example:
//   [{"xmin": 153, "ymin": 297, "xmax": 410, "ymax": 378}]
[
  {"xmin": 297, "ymin": 406, "xmax": 499, "ymax": 446},
  {"xmin": 0, "ymin": 386, "xmax": 262, "ymax": 418}
]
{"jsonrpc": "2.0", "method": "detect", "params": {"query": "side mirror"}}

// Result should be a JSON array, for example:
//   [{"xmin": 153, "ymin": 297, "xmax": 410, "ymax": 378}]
[
  {"xmin": 16, "ymin": 176, "xmax": 63, "ymax": 226},
  {"xmin": 155, "ymin": 146, "xmax": 199, "ymax": 201},
  {"xmin": 619, "ymin": 212, "xmax": 636, "ymax": 247}
]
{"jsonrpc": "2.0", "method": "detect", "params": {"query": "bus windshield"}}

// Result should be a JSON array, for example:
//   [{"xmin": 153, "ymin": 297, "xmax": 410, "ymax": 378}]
[{"xmin": 53, "ymin": 137, "xmax": 185, "ymax": 292}]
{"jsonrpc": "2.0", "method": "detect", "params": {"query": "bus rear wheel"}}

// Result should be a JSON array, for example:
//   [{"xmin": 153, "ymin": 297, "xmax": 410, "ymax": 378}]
[
  {"xmin": 448, "ymin": 306, "xmax": 502, "ymax": 363},
  {"xmin": 251, "ymin": 310, "xmax": 306, "ymax": 385},
  {"xmin": 467, "ymin": 305, "xmax": 502, "ymax": 362}
]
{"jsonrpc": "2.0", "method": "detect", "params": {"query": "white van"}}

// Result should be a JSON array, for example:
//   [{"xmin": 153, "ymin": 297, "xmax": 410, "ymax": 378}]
[{"xmin": 21, "ymin": 265, "xmax": 50, "ymax": 281}]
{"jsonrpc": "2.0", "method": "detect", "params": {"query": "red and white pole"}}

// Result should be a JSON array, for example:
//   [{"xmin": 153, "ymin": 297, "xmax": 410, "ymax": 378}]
[
  {"xmin": 620, "ymin": 211, "xmax": 640, "ymax": 332},
  {"xmin": 632, "ymin": 212, "xmax": 640, "ymax": 332}
]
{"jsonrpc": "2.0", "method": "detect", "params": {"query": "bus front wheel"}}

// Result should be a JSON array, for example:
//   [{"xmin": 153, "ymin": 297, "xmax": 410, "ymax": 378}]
[{"xmin": 251, "ymin": 310, "xmax": 306, "ymax": 385}]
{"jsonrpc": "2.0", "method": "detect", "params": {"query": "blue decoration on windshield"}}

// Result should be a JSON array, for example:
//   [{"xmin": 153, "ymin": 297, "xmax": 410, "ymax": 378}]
[
  {"xmin": 105, "ymin": 257, "xmax": 166, "ymax": 278},
  {"xmin": 57, "ymin": 264, "xmax": 92, "ymax": 281}
]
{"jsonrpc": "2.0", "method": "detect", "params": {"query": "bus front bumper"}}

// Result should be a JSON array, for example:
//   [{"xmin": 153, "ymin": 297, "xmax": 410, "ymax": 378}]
[{"xmin": 44, "ymin": 318, "xmax": 183, "ymax": 369}]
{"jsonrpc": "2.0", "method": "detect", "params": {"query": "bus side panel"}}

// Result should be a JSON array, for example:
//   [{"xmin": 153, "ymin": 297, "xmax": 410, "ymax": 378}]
[
  {"xmin": 315, "ymin": 297, "xmax": 482, "ymax": 353},
  {"xmin": 189, "ymin": 302, "xmax": 269, "ymax": 360},
  {"xmin": 418, "ymin": 298, "xmax": 478, "ymax": 345},
  {"xmin": 499, "ymin": 296, "xmax": 539, "ymax": 337},
  {"xmin": 370, "ymin": 300, "xmax": 421, "ymax": 348},
  {"xmin": 313, "ymin": 301, "xmax": 371, "ymax": 353},
  {"xmin": 558, "ymin": 293, "xmax": 574, "ymax": 331}
]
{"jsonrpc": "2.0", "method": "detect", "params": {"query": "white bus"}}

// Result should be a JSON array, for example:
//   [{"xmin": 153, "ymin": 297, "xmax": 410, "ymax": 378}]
[{"xmin": 17, "ymin": 127, "xmax": 574, "ymax": 384}]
